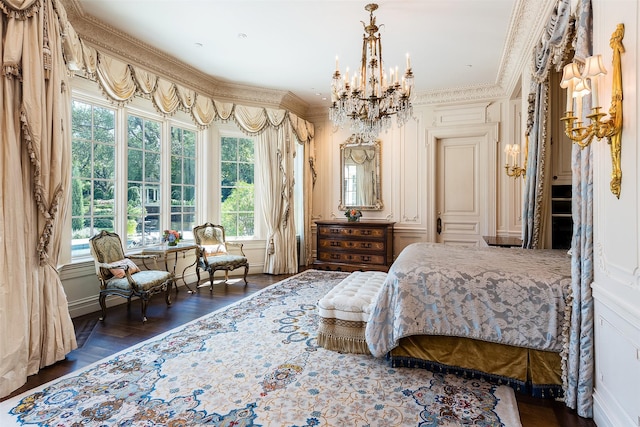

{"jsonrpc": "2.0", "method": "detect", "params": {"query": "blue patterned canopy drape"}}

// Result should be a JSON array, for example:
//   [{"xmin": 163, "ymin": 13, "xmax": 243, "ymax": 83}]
[
  {"xmin": 566, "ymin": 0, "xmax": 594, "ymax": 418},
  {"xmin": 523, "ymin": 0, "xmax": 594, "ymax": 417},
  {"xmin": 523, "ymin": 0, "xmax": 572, "ymax": 249}
]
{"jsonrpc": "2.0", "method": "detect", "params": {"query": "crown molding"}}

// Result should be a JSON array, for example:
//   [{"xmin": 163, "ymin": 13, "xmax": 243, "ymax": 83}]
[
  {"xmin": 60, "ymin": 0, "xmax": 555, "ymax": 114},
  {"xmin": 495, "ymin": 0, "xmax": 558, "ymax": 96},
  {"xmin": 412, "ymin": 0, "xmax": 556, "ymax": 105},
  {"xmin": 414, "ymin": 84, "xmax": 505, "ymax": 105},
  {"xmin": 60, "ymin": 0, "xmax": 310, "ymax": 118}
]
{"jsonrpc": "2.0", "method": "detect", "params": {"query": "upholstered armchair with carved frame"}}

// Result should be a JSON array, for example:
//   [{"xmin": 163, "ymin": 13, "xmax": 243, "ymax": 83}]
[
  {"xmin": 89, "ymin": 230, "xmax": 174, "ymax": 323},
  {"xmin": 193, "ymin": 222, "xmax": 249, "ymax": 291}
]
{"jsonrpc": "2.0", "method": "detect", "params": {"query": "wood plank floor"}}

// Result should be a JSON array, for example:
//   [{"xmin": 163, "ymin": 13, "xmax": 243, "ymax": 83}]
[{"xmin": 2, "ymin": 272, "xmax": 596, "ymax": 427}]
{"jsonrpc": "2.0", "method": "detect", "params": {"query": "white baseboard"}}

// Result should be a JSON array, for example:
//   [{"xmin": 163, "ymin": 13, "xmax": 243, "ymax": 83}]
[{"xmin": 593, "ymin": 388, "xmax": 636, "ymax": 427}]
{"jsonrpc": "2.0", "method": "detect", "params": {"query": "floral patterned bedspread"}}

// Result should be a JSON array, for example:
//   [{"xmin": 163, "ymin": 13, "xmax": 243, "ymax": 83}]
[{"xmin": 365, "ymin": 242, "xmax": 572, "ymax": 357}]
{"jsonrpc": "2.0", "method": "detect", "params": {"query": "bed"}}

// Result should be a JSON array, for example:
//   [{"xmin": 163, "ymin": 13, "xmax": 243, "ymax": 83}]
[{"xmin": 364, "ymin": 242, "xmax": 572, "ymax": 397}]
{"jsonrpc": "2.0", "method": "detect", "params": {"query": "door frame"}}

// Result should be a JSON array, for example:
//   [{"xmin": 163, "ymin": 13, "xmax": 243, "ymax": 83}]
[{"xmin": 426, "ymin": 123, "xmax": 498, "ymax": 242}]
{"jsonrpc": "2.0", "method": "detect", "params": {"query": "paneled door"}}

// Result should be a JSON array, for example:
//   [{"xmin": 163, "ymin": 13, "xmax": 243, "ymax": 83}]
[
  {"xmin": 427, "ymin": 124, "xmax": 497, "ymax": 246},
  {"xmin": 436, "ymin": 136, "xmax": 482, "ymax": 245}
]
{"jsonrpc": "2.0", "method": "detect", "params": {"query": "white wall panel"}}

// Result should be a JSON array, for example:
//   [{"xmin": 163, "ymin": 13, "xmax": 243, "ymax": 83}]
[
  {"xmin": 399, "ymin": 116, "xmax": 423, "ymax": 225},
  {"xmin": 591, "ymin": 0, "xmax": 640, "ymax": 425}
]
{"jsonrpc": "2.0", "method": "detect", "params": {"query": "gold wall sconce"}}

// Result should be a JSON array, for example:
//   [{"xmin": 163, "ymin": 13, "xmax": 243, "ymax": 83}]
[
  {"xmin": 560, "ymin": 23, "xmax": 624, "ymax": 198},
  {"xmin": 504, "ymin": 139, "xmax": 527, "ymax": 178}
]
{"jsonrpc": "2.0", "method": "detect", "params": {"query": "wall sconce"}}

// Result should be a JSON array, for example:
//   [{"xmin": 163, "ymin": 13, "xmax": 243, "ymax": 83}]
[
  {"xmin": 560, "ymin": 23, "xmax": 624, "ymax": 198},
  {"xmin": 504, "ymin": 138, "xmax": 527, "ymax": 178}
]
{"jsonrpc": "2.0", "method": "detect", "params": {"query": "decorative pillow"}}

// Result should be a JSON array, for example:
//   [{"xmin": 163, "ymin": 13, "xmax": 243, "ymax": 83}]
[
  {"xmin": 203, "ymin": 244, "xmax": 227, "ymax": 257},
  {"xmin": 109, "ymin": 258, "xmax": 140, "ymax": 278}
]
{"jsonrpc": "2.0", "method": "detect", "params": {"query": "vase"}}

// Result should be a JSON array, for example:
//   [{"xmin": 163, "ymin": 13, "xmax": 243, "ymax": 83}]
[{"xmin": 347, "ymin": 217, "xmax": 359, "ymax": 222}]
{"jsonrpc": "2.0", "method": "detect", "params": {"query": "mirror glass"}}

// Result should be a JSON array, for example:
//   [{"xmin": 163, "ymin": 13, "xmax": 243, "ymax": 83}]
[{"xmin": 339, "ymin": 136, "xmax": 382, "ymax": 210}]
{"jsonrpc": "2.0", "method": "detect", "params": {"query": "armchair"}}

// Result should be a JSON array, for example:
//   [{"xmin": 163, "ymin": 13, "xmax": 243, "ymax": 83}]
[
  {"xmin": 89, "ymin": 230, "xmax": 174, "ymax": 323},
  {"xmin": 193, "ymin": 223, "xmax": 249, "ymax": 291}
]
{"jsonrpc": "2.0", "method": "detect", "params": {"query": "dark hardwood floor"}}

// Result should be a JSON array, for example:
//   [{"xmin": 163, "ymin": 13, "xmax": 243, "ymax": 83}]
[{"xmin": 2, "ymin": 272, "xmax": 596, "ymax": 426}]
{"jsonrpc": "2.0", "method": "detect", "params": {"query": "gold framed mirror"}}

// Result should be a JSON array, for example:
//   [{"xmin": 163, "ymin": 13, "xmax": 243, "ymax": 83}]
[{"xmin": 338, "ymin": 135, "xmax": 383, "ymax": 211}]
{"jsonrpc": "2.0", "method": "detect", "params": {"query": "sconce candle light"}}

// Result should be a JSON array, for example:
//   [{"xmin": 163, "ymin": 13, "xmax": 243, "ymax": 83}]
[
  {"xmin": 560, "ymin": 23, "xmax": 624, "ymax": 198},
  {"xmin": 504, "ymin": 141, "xmax": 526, "ymax": 178}
]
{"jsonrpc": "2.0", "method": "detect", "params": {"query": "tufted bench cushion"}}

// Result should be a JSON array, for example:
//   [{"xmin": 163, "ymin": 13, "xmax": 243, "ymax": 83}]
[{"xmin": 317, "ymin": 271, "xmax": 387, "ymax": 354}]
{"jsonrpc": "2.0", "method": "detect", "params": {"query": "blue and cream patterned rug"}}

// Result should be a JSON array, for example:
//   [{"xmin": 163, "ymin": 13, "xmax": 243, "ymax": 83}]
[{"xmin": 0, "ymin": 270, "xmax": 522, "ymax": 426}]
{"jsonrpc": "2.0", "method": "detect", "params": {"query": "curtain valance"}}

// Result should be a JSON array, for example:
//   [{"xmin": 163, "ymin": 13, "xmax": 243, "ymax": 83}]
[
  {"xmin": 60, "ymin": 32, "xmax": 314, "ymax": 142},
  {"xmin": 0, "ymin": 0, "xmax": 39, "ymax": 18}
]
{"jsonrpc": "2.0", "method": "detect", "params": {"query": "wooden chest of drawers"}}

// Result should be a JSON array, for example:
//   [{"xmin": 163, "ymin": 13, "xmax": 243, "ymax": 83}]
[{"xmin": 313, "ymin": 220, "xmax": 394, "ymax": 272}]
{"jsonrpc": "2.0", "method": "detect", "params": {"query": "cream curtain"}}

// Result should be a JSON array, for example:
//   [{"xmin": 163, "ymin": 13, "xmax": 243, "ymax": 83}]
[
  {"xmin": 0, "ymin": 0, "xmax": 77, "ymax": 398},
  {"xmin": 256, "ymin": 124, "xmax": 298, "ymax": 274}
]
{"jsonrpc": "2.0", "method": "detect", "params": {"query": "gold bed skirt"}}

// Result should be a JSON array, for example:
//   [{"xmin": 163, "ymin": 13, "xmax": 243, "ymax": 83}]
[{"xmin": 390, "ymin": 335, "xmax": 563, "ymax": 398}]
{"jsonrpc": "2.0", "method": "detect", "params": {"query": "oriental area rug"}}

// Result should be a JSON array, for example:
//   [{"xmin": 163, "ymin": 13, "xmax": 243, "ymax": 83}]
[{"xmin": 0, "ymin": 270, "xmax": 522, "ymax": 426}]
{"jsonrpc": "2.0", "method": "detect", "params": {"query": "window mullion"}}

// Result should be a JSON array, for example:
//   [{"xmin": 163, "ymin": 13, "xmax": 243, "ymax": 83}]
[
  {"xmin": 162, "ymin": 120, "xmax": 171, "ymax": 233},
  {"xmin": 116, "ymin": 108, "xmax": 128, "ymax": 239}
]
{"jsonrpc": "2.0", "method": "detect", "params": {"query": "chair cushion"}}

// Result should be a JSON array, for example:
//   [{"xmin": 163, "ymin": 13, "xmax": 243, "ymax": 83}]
[
  {"xmin": 204, "ymin": 254, "xmax": 248, "ymax": 269},
  {"xmin": 105, "ymin": 270, "xmax": 172, "ymax": 291},
  {"xmin": 109, "ymin": 258, "xmax": 141, "ymax": 278},
  {"xmin": 203, "ymin": 244, "xmax": 227, "ymax": 256}
]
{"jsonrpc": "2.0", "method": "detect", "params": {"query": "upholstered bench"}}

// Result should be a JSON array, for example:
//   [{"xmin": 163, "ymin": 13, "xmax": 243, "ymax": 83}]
[{"xmin": 317, "ymin": 271, "xmax": 387, "ymax": 354}]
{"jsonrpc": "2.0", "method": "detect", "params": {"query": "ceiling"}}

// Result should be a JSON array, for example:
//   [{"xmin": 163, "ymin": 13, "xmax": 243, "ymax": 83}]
[{"xmin": 71, "ymin": 0, "xmax": 522, "ymax": 110}]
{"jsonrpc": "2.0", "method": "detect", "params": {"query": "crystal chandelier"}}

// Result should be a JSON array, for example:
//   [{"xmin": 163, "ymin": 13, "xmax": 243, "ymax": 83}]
[{"xmin": 330, "ymin": 3, "xmax": 415, "ymax": 141}]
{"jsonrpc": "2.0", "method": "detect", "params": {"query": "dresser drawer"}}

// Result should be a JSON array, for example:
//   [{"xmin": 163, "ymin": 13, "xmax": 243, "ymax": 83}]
[
  {"xmin": 318, "ymin": 239, "xmax": 386, "ymax": 252},
  {"xmin": 318, "ymin": 225, "xmax": 386, "ymax": 239},
  {"xmin": 317, "ymin": 251, "xmax": 387, "ymax": 265}
]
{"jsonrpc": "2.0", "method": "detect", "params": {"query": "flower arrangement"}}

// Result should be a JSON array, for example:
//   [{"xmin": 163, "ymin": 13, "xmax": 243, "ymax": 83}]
[
  {"xmin": 163, "ymin": 229, "xmax": 181, "ymax": 246},
  {"xmin": 344, "ymin": 208, "xmax": 362, "ymax": 222}
]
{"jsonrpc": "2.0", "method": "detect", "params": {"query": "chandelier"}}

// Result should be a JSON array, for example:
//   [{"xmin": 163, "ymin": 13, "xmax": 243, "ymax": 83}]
[{"xmin": 330, "ymin": 3, "xmax": 415, "ymax": 141}]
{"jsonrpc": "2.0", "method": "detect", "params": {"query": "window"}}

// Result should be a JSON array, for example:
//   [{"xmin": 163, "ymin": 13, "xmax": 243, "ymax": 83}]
[
  {"xmin": 71, "ymin": 100, "xmax": 116, "ymax": 258},
  {"xmin": 170, "ymin": 126, "xmax": 197, "ymax": 241},
  {"xmin": 126, "ymin": 115, "xmax": 162, "ymax": 248},
  {"xmin": 343, "ymin": 164, "xmax": 358, "ymax": 206},
  {"xmin": 220, "ymin": 135, "xmax": 254, "ymax": 238},
  {"xmin": 70, "ymin": 93, "xmax": 198, "ymax": 259}
]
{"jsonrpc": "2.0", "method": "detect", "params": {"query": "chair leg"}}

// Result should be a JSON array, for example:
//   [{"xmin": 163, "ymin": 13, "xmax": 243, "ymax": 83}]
[
  {"xmin": 98, "ymin": 293, "xmax": 107, "ymax": 321},
  {"xmin": 165, "ymin": 281, "xmax": 173, "ymax": 306},
  {"xmin": 242, "ymin": 264, "xmax": 249, "ymax": 285},
  {"xmin": 208, "ymin": 270, "xmax": 215, "ymax": 291},
  {"xmin": 196, "ymin": 267, "xmax": 202, "ymax": 289},
  {"xmin": 140, "ymin": 295, "xmax": 149, "ymax": 323}
]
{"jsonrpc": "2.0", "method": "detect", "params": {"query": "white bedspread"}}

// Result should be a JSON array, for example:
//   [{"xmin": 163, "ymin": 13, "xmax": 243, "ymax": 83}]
[{"xmin": 365, "ymin": 242, "xmax": 572, "ymax": 357}]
